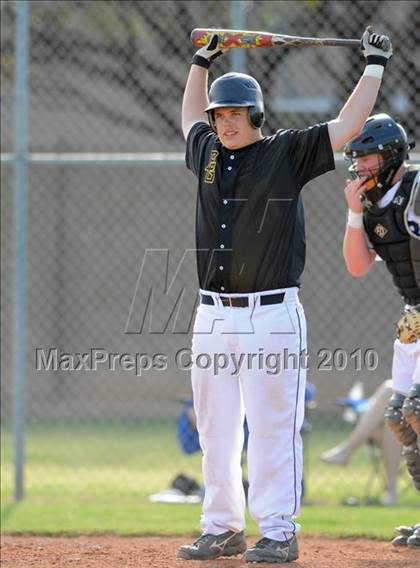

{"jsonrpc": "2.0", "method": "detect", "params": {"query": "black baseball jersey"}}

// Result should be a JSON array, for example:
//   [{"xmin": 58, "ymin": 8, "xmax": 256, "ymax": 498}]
[{"xmin": 186, "ymin": 121, "xmax": 334, "ymax": 293}]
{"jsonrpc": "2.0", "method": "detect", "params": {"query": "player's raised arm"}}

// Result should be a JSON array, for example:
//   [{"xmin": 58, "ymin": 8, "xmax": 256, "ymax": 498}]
[
  {"xmin": 327, "ymin": 28, "xmax": 393, "ymax": 152},
  {"xmin": 181, "ymin": 34, "xmax": 224, "ymax": 140}
]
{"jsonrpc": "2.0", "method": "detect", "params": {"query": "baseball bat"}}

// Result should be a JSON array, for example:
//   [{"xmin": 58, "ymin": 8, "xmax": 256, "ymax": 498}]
[{"xmin": 191, "ymin": 28, "xmax": 362, "ymax": 49}]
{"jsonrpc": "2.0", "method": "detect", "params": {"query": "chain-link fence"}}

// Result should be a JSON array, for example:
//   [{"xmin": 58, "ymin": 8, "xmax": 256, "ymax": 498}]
[{"xmin": 1, "ymin": 0, "xmax": 419, "ymax": 506}]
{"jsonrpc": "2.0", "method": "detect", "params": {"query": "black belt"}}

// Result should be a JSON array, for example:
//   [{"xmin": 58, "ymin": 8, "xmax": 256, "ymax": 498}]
[{"xmin": 200, "ymin": 292, "xmax": 285, "ymax": 308}]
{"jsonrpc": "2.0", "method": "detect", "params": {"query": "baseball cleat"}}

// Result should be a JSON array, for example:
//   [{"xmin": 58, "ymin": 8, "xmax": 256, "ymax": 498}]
[
  {"xmin": 391, "ymin": 524, "xmax": 420, "ymax": 546},
  {"xmin": 177, "ymin": 529, "xmax": 246, "ymax": 560},
  {"xmin": 394, "ymin": 525, "xmax": 415, "ymax": 537},
  {"xmin": 391, "ymin": 535, "xmax": 409, "ymax": 546},
  {"xmin": 407, "ymin": 526, "xmax": 420, "ymax": 548},
  {"xmin": 244, "ymin": 535, "xmax": 299, "ymax": 563}
]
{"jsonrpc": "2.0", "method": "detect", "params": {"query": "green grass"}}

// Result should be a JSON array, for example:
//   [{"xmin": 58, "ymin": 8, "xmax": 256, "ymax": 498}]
[
  {"xmin": 1, "ymin": 420, "xmax": 418, "ymax": 537},
  {"xmin": 2, "ymin": 498, "xmax": 419, "ymax": 539}
]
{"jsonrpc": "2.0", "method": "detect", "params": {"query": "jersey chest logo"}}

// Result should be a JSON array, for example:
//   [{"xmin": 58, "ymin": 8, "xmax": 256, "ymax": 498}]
[
  {"xmin": 374, "ymin": 223, "xmax": 388, "ymax": 239},
  {"xmin": 204, "ymin": 149, "xmax": 219, "ymax": 184}
]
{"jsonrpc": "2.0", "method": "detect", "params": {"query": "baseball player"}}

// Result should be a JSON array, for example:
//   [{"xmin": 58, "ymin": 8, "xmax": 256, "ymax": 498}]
[
  {"xmin": 178, "ymin": 29, "xmax": 392, "ymax": 563},
  {"xmin": 343, "ymin": 114, "xmax": 419, "ymax": 547}
]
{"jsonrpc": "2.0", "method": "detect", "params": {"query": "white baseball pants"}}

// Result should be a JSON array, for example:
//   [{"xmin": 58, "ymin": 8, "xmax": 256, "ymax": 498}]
[
  {"xmin": 191, "ymin": 287, "xmax": 307, "ymax": 542},
  {"xmin": 392, "ymin": 338, "xmax": 420, "ymax": 394}
]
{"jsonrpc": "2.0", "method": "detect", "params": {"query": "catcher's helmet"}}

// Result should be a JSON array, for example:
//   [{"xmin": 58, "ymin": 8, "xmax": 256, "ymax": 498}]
[
  {"xmin": 205, "ymin": 72, "xmax": 265, "ymax": 130},
  {"xmin": 344, "ymin": 113, "xmax": 412, "ymax": 205}
]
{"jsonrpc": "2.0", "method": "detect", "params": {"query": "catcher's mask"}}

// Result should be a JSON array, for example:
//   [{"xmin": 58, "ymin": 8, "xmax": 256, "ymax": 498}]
[
  {"xmin": 205, "ymin": 72, "xmax": 265, "ymax": 131},
  {"xmin": 344, "ymin": 113, "xmax": 414, "ymax": 208}
]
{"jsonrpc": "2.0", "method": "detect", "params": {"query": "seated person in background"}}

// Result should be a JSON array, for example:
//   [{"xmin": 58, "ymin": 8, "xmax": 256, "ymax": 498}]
[{"xmin": 320, "ymin": 380, "xmax": 401, "ymax": 505}]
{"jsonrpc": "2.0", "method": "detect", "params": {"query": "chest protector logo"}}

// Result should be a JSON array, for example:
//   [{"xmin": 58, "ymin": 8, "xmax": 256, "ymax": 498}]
[
  {"xmin": 204, "ymin": 149, "xmax": 219, "ymax": 184},
  {"xmin": 393, "ymin": 195, "xmax": 405, "ymax": 206},
  {"xmin": 374, "ymin": 223, "xmax": 388, "ymax": 239}
]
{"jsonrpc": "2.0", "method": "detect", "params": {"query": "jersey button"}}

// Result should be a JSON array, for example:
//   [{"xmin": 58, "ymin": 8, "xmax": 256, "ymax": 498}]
[
  {"xmin": 220, "ymin": 244, "xmax": 225, "ymax": 249},
  {"xmin": 220, "ymin": 286, "xmax": 225, "ymax": 291},
  {"xmin": 223, "ymin": 199, "xmax": 228, "ymax": 205},
  {"xmin": 219, "ymin": 266, "xmax": 224, "ymax": 271},
  {"xmin": 221, "ymin": 223, "xmax": 226, "ymax": 229},
  {"xmin": 230, "ymin": 155, "xmax": 235, "ymax": 160},
  {"xmin": 227, "ymin": 166, "xmax": 232, "ymax": 171}
]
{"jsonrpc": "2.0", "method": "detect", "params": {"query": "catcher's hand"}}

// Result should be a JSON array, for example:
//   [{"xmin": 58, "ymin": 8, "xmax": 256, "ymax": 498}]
[{"xmin": 397, "ymin": 305, "xmax": 420, "ymax": 344}]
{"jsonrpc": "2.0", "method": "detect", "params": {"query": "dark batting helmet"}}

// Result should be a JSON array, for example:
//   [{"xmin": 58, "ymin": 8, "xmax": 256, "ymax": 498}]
[
  {"xmin": 205, "ymin": 72, "xmax": 265, "ymax": 130},
  {"xmin": 344, "ymin": 113, "xmax": 412, "ymax": 206}
]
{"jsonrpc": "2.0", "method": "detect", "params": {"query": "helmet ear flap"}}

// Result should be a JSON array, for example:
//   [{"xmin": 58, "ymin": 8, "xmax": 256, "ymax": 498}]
[
  {"xmin": 207, "ymin": 110, "xmax": 217, "ymax": 132},
  {"xmin": 249, "ymin": 107, "xmax": 264, "ymax": 129}
]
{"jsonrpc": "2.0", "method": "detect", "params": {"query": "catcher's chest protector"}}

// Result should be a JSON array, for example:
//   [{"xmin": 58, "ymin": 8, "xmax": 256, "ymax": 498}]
[{"xmin": 363, "ymin": 168, "xmax": 420, "ymax": 305}]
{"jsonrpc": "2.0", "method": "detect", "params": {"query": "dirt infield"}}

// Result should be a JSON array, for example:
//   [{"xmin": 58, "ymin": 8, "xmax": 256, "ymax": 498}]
[{"xmin": 1, "ymin": 535, "xmax": 419, "ymax": 568}]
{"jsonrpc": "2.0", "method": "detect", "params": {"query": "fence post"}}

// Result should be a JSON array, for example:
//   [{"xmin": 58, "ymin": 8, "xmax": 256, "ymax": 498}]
[
  {"xmin": 229, "ymin": 0, "xmax": 246, "ymax": 73},
  {"xmin": 13, "ymin": 0, "xmax": 30, "ymax": 502}
]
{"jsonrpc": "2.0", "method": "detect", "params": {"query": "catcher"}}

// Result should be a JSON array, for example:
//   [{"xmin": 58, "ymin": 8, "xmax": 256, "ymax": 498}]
[{"xmin": 343, "ymin": 113, "xmax": 420, "ymax": 547}]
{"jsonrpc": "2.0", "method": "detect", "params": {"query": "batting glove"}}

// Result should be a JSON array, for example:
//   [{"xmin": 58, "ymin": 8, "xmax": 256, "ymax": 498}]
[
  {"xmin": 192, "ymin": 34, "xmax": 225, "ymax": 69},
  {"xmin": 361, "ymin": 27, "xmax": 393, "ymax": 67}
]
